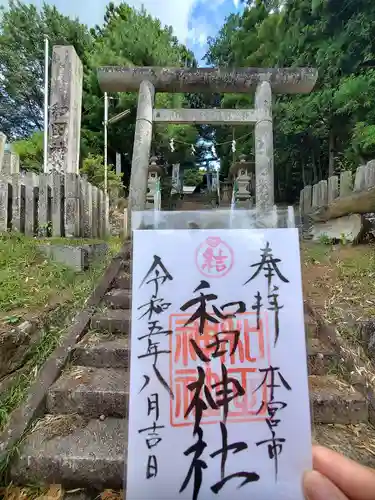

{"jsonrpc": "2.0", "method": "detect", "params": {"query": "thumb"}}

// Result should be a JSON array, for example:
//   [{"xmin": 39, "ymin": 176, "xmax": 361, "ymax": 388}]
[{"xmin": 303, "ymin": 470, "xmax": 349, "ymax": 500}]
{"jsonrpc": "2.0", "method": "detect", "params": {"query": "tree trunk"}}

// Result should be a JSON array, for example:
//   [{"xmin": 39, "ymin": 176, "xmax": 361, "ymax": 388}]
[{"xmin": 310, "ymin": 187, "xmax": 375, "ymax": 222}]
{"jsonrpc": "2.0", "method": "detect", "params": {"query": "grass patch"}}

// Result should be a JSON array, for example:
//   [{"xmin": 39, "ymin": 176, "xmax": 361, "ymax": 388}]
[
  {"xmin": 0, "ymin": 233, "xmax": 121, "ymax": 313},
  {"xmin": 0, "ymin": 233, "xmax": 122, "ymax": 441},
  {"xmin": 302, "ymin": 242, "xmax": 375, "ymax": 344}
]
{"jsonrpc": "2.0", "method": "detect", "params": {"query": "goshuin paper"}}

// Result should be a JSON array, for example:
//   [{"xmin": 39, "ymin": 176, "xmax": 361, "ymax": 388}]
[{"xmin": 126, "ymin": 228, "xmax": 312, "ymax": 500}]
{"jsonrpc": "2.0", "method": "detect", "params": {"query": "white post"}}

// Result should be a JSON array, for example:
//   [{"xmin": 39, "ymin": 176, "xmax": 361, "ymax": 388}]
[
  {"xmin": 104, "ymin": 92, "xmax": 109, "ymax": 236},
  {"xmin": 43, "ymin": 35, "xmax": 49, "ymax": 173},
  {"xmin": 104, "ymin": 92, "xmax": 108, "ymax": 196}
]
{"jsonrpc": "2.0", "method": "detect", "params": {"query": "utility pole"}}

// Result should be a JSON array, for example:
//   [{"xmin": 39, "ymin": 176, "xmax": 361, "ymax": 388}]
[
  {"xmin": 43, "ymin": 34, "xmax": 49, "ymax": 173},
  {"xmin": 104, "ymin": 92, "xmax": 108, "ymax": 197}
]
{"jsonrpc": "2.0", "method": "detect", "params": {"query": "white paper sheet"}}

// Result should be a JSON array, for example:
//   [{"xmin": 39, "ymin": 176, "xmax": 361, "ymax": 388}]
[{"xmin": 126, "ymin": 228, "xmax": 312, "ymax": 500}]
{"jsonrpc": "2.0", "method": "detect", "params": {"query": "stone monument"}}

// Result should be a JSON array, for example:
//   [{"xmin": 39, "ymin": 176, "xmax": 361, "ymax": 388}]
[{"xmin": 48, "ymin": 45, "xmax": 83, "ymax": 174}]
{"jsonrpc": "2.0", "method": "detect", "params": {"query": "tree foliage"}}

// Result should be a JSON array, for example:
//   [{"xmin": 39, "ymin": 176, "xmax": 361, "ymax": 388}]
[
  {"xmin": 0, "ymin": 0, "xmax": 198, "ymax": 182},
  {"xmin": 183, "ymin": 168, "xmax": 204, "ymax": 187},
  {"xmin": 80, "ymin": 154, "xmax": 123, "ymax": 202},
  {"xmin": 3, "ymin": 0, "xmax": 375, "ymax": 205},
  {"xmin": 0, "ymin": 0, "xmax": 93, "ymax": 139},
  {"xmin": 12, "ymin": 131, "xmax": 43, "ymax": 173},
  {"xmin": 207, "ymin": 0, "xmax": 375, "ymax": 202}
]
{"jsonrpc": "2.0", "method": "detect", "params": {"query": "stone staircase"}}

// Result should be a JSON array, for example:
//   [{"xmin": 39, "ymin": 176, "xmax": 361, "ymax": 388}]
[{"xmin": 9, "ymin": 253, "xmax": 375, "ymax": 496}]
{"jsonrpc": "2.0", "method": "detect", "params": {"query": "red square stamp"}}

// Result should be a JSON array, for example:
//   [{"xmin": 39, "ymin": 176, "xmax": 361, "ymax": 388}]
[{"xmin": 169, "ymin": 312, "xmax": 271, "ymax": 427}]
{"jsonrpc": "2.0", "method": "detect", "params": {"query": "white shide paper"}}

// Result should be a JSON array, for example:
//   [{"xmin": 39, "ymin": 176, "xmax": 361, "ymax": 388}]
[{"xmin": 126, "ymin": 228, "xmax": 312, "ymax": 500}]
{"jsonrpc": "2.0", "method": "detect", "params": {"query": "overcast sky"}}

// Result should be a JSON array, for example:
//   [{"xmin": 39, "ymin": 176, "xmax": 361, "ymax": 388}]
[{"xmin": 0, "ymin": 0, "xmax": 243, "ymax": 63}]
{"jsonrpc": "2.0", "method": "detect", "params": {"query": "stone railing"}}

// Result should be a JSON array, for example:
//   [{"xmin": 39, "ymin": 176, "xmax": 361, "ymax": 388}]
[
  {"xmin": 0, "ymin": 171, "xmax": 108, "ymax": 238},
  {"xmin": 299, "ymin": 160, "xmax": 375, "ymax": 216}
]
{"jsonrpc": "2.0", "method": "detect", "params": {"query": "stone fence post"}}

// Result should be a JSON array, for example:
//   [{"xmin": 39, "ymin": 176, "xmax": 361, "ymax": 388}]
[
  {"xmin": 328, "ymin": 175, "xmax": 338, "ymax": 203},
  {"xmin": 2, "ymin": 152, "xmax": 20, "ymax": 175},
  {"xmin": 38, "ymin": 173, "xmax": 50, "ymax": 236},
  {"xmin": 12, "ymin": 173, "xmax": 22, "ymax": 232},
  {"xmin": 51, "ymin": 170, "xmax": 64, "ymax": 237},
  {"xmin": 65, "ymin": 173, "xmax": 80, "ymax": 237},
  {"xmin": 354, "ymin": 165, "xmax": 366, "ymax": 192},
  {"xmin": 365, "ymin": 160, "xmax": 375, "ymax": 189},
  {"xmin": 24, "ymin": 172, "xmax": 38, "ymax": 236},
  {"xmin": 0, "ymin": 133, "xmax": 6, "ymax": 170},
  {"xmin": 0, "ymin": 175, "xmax": 8, "ymax": 232},
  {"xmin": 340, "ymin": 171, "xmax": 352, "ymax": 197},
  {"xmin": 318, "ymin": 180, "xmax": 328, "ymax": 207}
]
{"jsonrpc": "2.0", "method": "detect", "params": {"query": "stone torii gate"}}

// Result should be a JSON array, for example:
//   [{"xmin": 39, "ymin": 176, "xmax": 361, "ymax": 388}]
[{"xmin": 97, "ymin": 67, "xmax": 318, "ymax": 219}]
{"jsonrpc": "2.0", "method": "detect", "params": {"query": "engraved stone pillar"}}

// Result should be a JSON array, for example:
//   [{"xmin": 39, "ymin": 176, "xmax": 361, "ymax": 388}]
[
  {"xmin": 2, "ymin": 152, "xmax": 19, "ymax": 175},
  {"xmin": 354, "ymin": 165, "xmax": 366, "ymax": 192},
  {"xmin": 51, "ymin": 170, "xmax": 64, "ymax": 236},
  {"xmin": 24, "ymin": 172, "xmax": 37, "ymax": 236},
  {"xmin": 128, "ymin": 80, "xmax": 154, "ymax": 226},
  {"xmin": 82, "ymin": 178, "xmax": 93, "ymax": 238},
  {"xmin": 255, "ymin": 81, "xmax": 274, "ymax": 211},
  {"xmin": 340, "ymin": 171, "xmax": 352, "ymax": 197},
  {"xmin": 0, "ymin": 175, "xmax": 8, "ymax": 232},
  {"xmin": 367, "ymin": 160, "xmax": 375, "ymax": 188},
  {"xmin": 303, "ymin": 185, "xmax": 312, "ymax": 214},
  {"xmin": 312, "ymin": 183, "xmax": 319, "ymax": 209},
  {"xmin": 92, "ymin": 185, "xmax": 99, "ymax": 238},
  {"xmin": 12, "ymin": 173, "xmax": 21, "ymax": 232},
  {"xmin": 0, "ymin": 133, "xmax": 6, "ymax": 170},
  {"xmin": 299, "ymin": 188, "xmax": 304, "ymax": 216},
  {"xmin": 48, "ymin": 45, "xmax": 83, "ymax": 174},
  {"xmin": 64, "ymin": 173, "xmax": 80, "ymax": 237},
  {"xmin": 318, "ymin": 180, "xmax": 328, "ymax": 207},
  {"xmin": 38, "ymin": 173, "xmax": 50, "ymax": 236},
  {"xmin": 328, "ymin": 176, "xmax": 339, "ymax": 203}
]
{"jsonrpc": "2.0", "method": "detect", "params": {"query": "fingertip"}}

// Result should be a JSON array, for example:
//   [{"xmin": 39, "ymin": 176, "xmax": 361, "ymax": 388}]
[{"xmin": 303, "ymin": 470, "xmax": 348, "ymax": 500}]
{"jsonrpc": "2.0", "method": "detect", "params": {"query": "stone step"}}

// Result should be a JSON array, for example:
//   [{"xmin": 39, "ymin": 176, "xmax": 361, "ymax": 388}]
[
  {"xmin": 102, "ymin": 289, "xmax": 131, "ymax": 309},
  {"xmin": 72, "ymin": 334, "xmax": 333, "ymax": 374},
  {"xmin": 309, "ymin": 375, "xmax": 367, "ymax": 424},
  {"xmin": 47, "ymin": 366, "xmax": 128, "ymax": 418},
  {"xmin": 11, "ymin": 409, "xmax": 372, "ymax": 491},
  {"xmin": 304, "ymin": 312, "xmax": 318, "ymax": 338},
  {"xmin": 72, "ymin": 333, "xmax": 129, "ymax": 368},
  {"xmin": 90, "ymin": 309, "xmax": 130, "ymax": 334},
  {"xmin": 113, "ymin": 271, "xmax": 131, "ymax": 290},
  {"xmin": 11, "ymin": 415, "xmax": 125, "ymax": 490},
  {"xmin": 307, "ymin": 338, "xmax": 337, "ymax": 375},
  {"xmin": 47, "ymin": 366, "xmax": 367, "ymax": 425}
]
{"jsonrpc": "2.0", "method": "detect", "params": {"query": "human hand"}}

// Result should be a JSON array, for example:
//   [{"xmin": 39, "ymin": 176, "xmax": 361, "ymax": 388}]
[{"xmin": 303, "ymin": 445, "xmax": 375, "ymax": 500}]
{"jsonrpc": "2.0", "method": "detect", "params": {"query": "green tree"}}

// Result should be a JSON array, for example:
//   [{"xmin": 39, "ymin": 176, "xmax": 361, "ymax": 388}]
[
  {"xmin": 11, "ymin": 131, "xmax": 43, "ymax": 173},
  {"xmin": 183, "ymin": 168, "xmax": 204, "ymax": 187},
  {"xmin": 206, "ymin": 0, "xmax": 375, "ymax": 202},
  {"xmin": 0, "ymin": 0, "xmax": 93, "ymax": 139},
  {"xmin": 80, "ymin": 154, "xmax": 123, "ymax": 202},
  {"xmin": 82, "ymin": 2, "xmax": 198, "ymax": 179}
]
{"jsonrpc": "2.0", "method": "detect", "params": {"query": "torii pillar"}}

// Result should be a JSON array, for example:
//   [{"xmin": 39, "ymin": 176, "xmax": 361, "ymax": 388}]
[{"xmin": 97, "ymin": 67, "xmax": 318, "ymax": 226}]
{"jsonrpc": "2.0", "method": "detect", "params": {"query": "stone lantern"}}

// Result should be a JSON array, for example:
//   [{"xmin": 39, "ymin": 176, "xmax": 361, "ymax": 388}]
[
  {"xmin": 147, "ymin": 156, "xmax": 164, "ymax": 207},
  {"xmin": 229, "ymin": 154, "xmax": 254, "ymax": 207}
]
